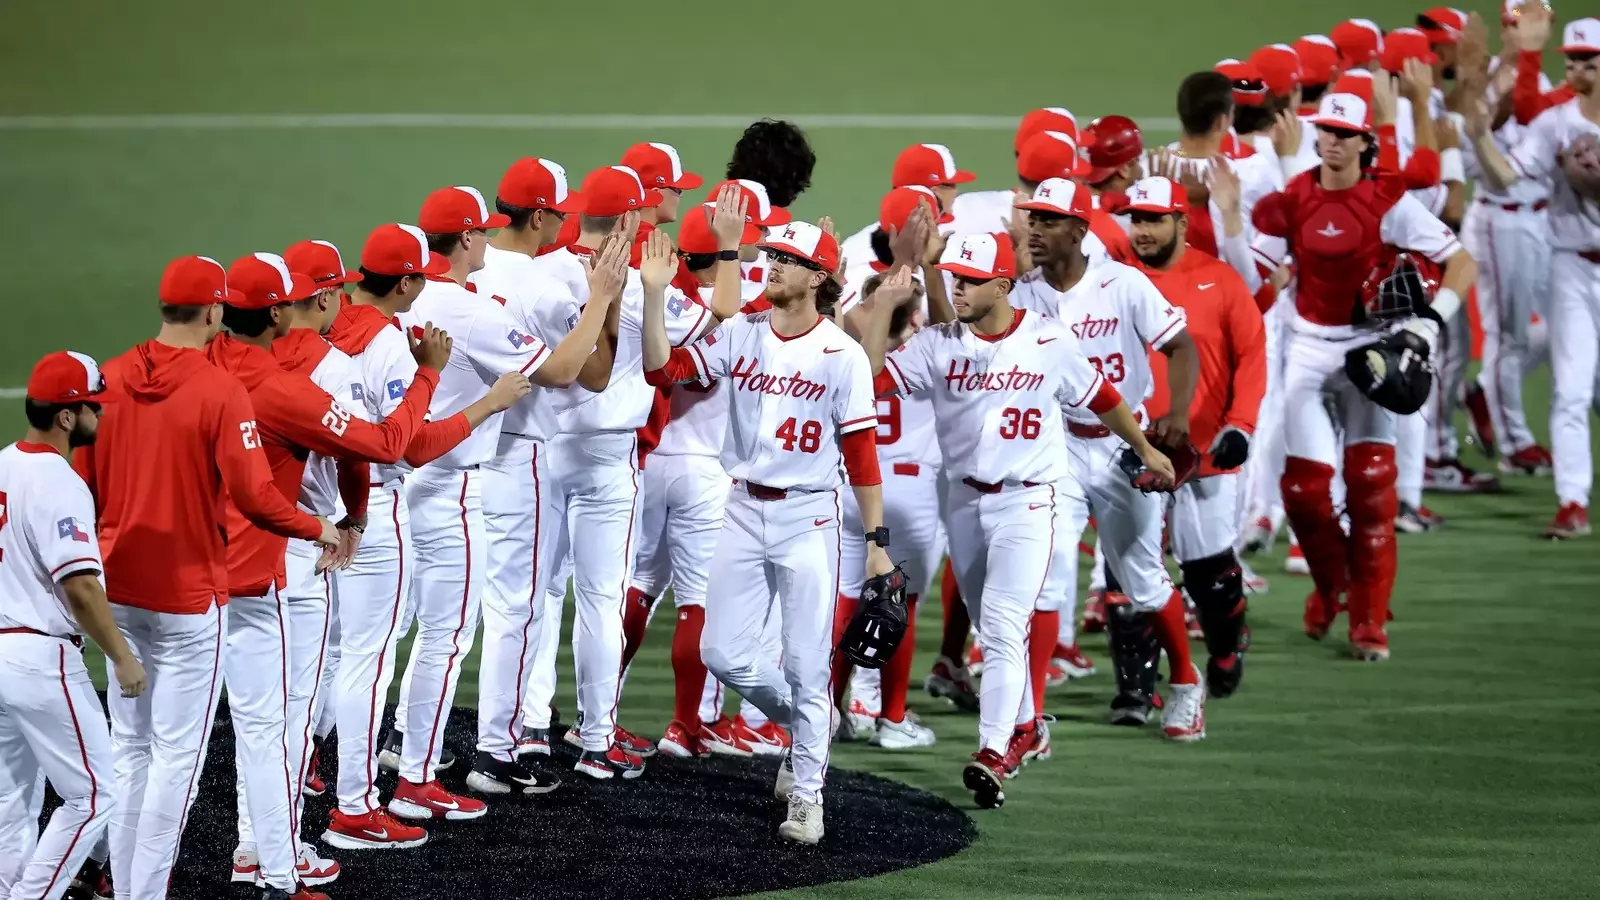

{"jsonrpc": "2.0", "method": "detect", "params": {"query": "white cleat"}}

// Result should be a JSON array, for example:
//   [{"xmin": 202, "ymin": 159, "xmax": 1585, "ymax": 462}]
[
  {"xmin": 295, "ymin": 841, "xmax": 341, "ymax": 887},
  {"xmin": 1284, "ymin": 545, "xmax": 1310, "ymax": 576},
  {"xmin": 1239, "ymin": 558, "xmax": 1269, "ymax": 594},
  {"xmin": 845, "ymin": 699, "xmax": 878, "ymax": 741},
  {"xmin": 773, "ymin": 750, "xmax": 796, "ymax": 800},
  {"xmin": 1162, "ymin": 666, "xmax": 1208, "ymax": 742},
  {"xmin": 870, "ymin": 715, "xmax": 937, "ymax": 750},
  {"xmin": 777, "ymin": 795, "xmax": 824, "ymax": 845},
  {"xmin": 230, "ymin": 843, "xmax": 259, "ymax": 884}
]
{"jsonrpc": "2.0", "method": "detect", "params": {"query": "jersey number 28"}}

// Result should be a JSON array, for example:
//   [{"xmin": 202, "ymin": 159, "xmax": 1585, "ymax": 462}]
[{"xmin": 776, "ymin": 417, "xmax": 824, "ymax": 453}]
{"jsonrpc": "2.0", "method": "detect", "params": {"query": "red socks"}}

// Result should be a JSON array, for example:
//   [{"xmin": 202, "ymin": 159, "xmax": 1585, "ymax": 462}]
[
  {"xmin": 1281, "ymin": 456, "xmax": 1350, "ymax": 603},
  {"xmin": 830, "ymin": 594, "xmax": 859, "ymax": 709},
  {"xmin": 1028, "ymin": 610, "xmax": 1059, "ymax": 717},
  {"xmin": 938, "ymin": 559, "xmax": 971, "ymax": 661},
  {"xmin": 1150, "ymin": 590, "xmax": 1198, "ymax": 685},
  {"xmin": 880, "ymin": 598, "xmax": 918, "ymax": 722},
  {"xmin": 670, "ymin": 605, "xmax": 707, "ymax": 727},
  {"xmin": 619, "ymin": 587, "xmax": 654, "ymax": 672}
]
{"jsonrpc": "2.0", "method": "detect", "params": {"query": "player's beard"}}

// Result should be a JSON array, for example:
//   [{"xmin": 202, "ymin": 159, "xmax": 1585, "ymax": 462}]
[
  {"xmin": 1134, "ymin": 233, "xmax": 1181, "ymax": 270},
  {"xmin": 68, "ymin": 417, "xmax": 97, "ymax": 449}
]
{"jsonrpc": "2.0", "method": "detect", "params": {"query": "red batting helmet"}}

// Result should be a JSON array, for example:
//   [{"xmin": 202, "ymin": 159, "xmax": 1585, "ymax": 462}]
[
  {"xmin": 1081, "ymin": 115, "xmax": 1144, "ymax": 186},
  {"xmin": 1361, "ymin": 250, "xmax": 1441, "ymax": 323}
]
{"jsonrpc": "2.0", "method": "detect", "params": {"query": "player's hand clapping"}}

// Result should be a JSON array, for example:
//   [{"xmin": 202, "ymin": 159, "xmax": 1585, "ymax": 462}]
[
  {"xmin": 889, "ymin": 206, "xmax": 932, "ymax": 270},
  {"xmin": 586, "ymin": 219, "xmax": 634, "ymax": 305},
  {"xmin": 409, "ymin": 323, "xmax": 454, "ymax": 371}
]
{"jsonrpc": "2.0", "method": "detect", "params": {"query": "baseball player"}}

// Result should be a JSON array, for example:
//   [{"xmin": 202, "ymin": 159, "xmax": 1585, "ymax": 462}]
[
  {"xmin": 211, "ymin": 251, "xmax": 453, "ymax": 895},
  {"xmin": 641, "ymin": 220, "xmax": 888, "ymax": 845},
  {"xmin": 384, "ymin": 183, "xmax": 603, "ymax": 812},
  {"xmin": 72, "ymin": 256, "xmax": 337, "ymax": 899},
  {"xmin": 859, "ymin": 238, "xmax": 1171, "ymax": 808},
  {"xmin": 1008, "ymin": 179, "xmax": 1208, "ymax": 738},
  {"xmin": 322, "ymin": 225, "xmax": 521, "ymax": 851},
  {"xmin": 0, "ymin": 352, "xmax": 143, "ymax": 900},
  {"xmin": 1082, "ymin": 115, "xmax": 1148, "ymax": 196},
  {"xmin": 725, "ymin": 120, "xmax": 817, "ymax": 291},
  {"xmin": 1253, "ymin": 87, "xmax": 1477, "ymax": 659},
  {"xmin": 627, "ymin": 197, "xmax": 769, "ymax": 758},
  {"xmin": 946, "ymin": 108, "xmax": 1079, "ymax": 238},
  {"xmin": 467, "ymin": 159, "xmax": 631, "ymax": 793},
  {"xmin": 1465, "ymin": 15, "xmax": 1600, "ymax": 539},
  {"xmin": 622, "ymin": 141, "xmax": 702, "ymax": 226},
  {"xmin": 1126, "ymin": 177, "xmax": 1269, "ymax": 697},
  {"xmin": 838, "ymin": 143, "xmax": 973, "ymax": 274}
]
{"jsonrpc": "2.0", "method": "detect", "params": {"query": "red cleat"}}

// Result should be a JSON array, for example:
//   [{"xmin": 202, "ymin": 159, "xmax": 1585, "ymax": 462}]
[
  {"xmin": 1184, "ymin": 600, "xmax": 1205, "ymax": 639},
  {"xmin": 656, "ymin": 720, "xmax": 703, "ymax": 758},
  {"xmin": 388, "ymin": 779, "xmax": 487, "ymax": 821},
  {"xmin": 1303, "ymin": 590, "xmax": 1340, "ymax": 641},
  {"xmin": 1047, "ymin": 642, "xmax": 1096, "ymax": 684},
  {"xmin": 1002, "ymin": 719, "xmax": 1052, "ymax": 772},
  {"xmin": 303, "ymin": 742, "xmax": 326, "ymax": 797},
  {"xmin": 1500, "ymin": 445, "xmax": 1554, "ymax": 476},
  {"xmin": 1461, "ymin": 380, "xmax": 1498, "ymax": 457},
  {"xmin": 1349, "ymin": 621, "xmax": 1390, "ymax": 661},
  {"xmin": 962, "ymin": 749, "xmax": 1012, "ymax": 809},
  {"xmin": 1544, "ymin": 503, "xmax": 1591, "ymax": 540},
  {"xmin": 1081, "ymin": 591, "xmax": 1107, "ymax": 633},
  {"xmin": 701, "ymin": 716, "xmax": 755, "ymax": 757},
  {"xmin": 731, "ymin": 715, "xmax": 789, "ymax": 757},
  {"xmin": 967, "ymin": 644, "xmax": 986, "ymax": 675},
  {"xmin": 322, "ymin": 808, "xmax": 428, "ymax": 851},
  {"xmin": 614, "ymin": 725, "xmax": 657, "ymax": 758}
]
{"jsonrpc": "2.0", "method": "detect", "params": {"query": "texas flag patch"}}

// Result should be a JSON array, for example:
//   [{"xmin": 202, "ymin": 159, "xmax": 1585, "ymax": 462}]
[
  {"xmin": 387, "ymin": 379, "xmax": 405, "ymax": 400},
  {"xmin": 350, "ymin": 383, "xmax": 365, "ymax": 402},
  {"xmin": 57, "ymin": 517, "xmax": 91, "ymax": 543},
  {"xmin": 666, "ymin": 294, "xmax": 688, "ymax": 317},
  {"xmin": 507, "ymin": 329, "xmax": 538, "ymax": 349}
]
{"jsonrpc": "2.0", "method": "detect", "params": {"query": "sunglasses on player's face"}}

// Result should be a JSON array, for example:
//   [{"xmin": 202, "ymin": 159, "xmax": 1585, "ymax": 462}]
[
  {"xmin": 765, "ymin": 249, "xmax": 824, "ymax": 272},
  {"xmin": 1318, "ymin": 125, "xmax": 1364, "ymax": 142}
]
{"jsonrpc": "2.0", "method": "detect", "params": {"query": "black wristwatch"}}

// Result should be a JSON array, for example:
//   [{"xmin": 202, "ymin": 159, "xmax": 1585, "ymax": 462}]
[
  {"xmin": 864, "ymin": 527, "xmax": 891, "ymax": 548},
  {"xmin": 717, "ymin": 249, "xmax": 740, "ymax": 261}
]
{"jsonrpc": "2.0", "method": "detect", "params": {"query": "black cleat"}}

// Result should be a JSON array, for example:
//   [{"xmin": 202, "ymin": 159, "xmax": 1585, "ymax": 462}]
[
  {"xmin": 1207, "ymin": 653, "xmax": 1243, "ymax": 699},
  {"xmin": 466, "ymin": 751, "xmax": 561, "ymax": 795},
  {"xmin": 377, "ymin": 729, "xmax": 457, "ymax": 773},
  {"xmin": 515, "ymin": 726, "xmax": 551, "ymax": 758}
]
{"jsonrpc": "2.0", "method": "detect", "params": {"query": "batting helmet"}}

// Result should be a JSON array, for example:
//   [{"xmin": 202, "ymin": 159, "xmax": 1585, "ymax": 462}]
[
  {"xmin": 1116, "ymin": 431, "xmax": 1201, "ymax": 494},
  {"xmin": 1082, "ymin": 116, "xmax": 1144, "ymax": 186},
  {"xmin": 1345, "ymin": 328, "xmax": 1435, "ymax": 414}
]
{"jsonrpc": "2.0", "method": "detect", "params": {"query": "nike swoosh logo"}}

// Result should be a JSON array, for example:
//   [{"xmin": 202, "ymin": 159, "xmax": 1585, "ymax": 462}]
[
  {"xmin": 1100, "ymin": 279, "xmax": 1116, "ymax": 288},
  {"xmin": 1198, "ymin": 282, "xmax": 1215, "ymax": 290},
  {"xmin": 431, "ymin": 799, "xmax": 460, "ymax": 810},
  {"xmin": 1028, "ymin": 503, "xmax": 1048, "ymax": 510},
  {"xmin": 823, "ymin": 348, "xmax": 843, "ymax": 354},
  {"xmin": 1037, "ymin": 337, "xmax": 1058, "ymax": 345},
  {"xmin": 814, "ymin": 518, "xmax": 831, "ymax": 526},
  {"xmin": 362, "ymin": 828, "xmax": 390, "ymax": 839}
]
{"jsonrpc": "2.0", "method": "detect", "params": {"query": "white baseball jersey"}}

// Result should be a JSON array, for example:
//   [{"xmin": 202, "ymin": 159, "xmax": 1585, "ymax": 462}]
[
  {"xmin": 880, "ymin": 310, "xmax": 1106, "ymax": 484},
  {"xmin": 1465, "ymin": 61, "xmax": 1554, "ymax": 207},
  {"xmin": 470, "ymin": 244, "xmax": 591, "ymax": 441},
  {"xmin": 1279, "ymin": 116, "xmax": 1323, "ymax": 180},
  {"xmin": 344, "ymin": 315, "xmax": 421, "ymax": 485},
  {"xmin": 1009, "ymin": 258, "xmax": 1187, "ymax": 415},
  {"xmin": 670, "ymin": 311, "xmax": 877, "ymax": 490},
  {"xmin": 1507, "ymin": 100, "xmax": 1600, "ymax": 252},
  {"xmin": 299, "ymin": 342, "xmax": 369, "ymax": 516},
  {"xmin": 558, "ymin": 273, "xmax": 713, "ymax": 435},
  {"xmin": 397, "ymin": 275, "xmax": 551, "ymax": 469},
  {"xmin": 653, "ymin": 283, "xmax": 765, "ymax": 459},
  {"xmin": 1151, "ymin": 148, "xmax": 1279, "ymax": 291},
  {"xmin": 0, "ymin": 443, "xmax": 103, "ymax": 637}
]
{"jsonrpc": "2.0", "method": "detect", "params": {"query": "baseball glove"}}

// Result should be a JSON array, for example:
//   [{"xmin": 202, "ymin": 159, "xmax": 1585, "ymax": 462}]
[
  {"xmin": 1562, "ymin": 133, "xmax": 1600, "ymax": 203},
  {"xmin": 1116, "ymin": 430, "xmax": 1201, "ymax": 493},
  {"xmin": 837, "ymin": 564, "xmax": 909, "ymax": 669}
]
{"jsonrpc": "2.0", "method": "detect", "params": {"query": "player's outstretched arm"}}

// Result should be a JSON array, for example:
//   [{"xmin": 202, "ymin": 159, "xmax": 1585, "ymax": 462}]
[
  {"xmin": 640, "ymin": 229, "xmax": 677, "ymax": 374},
  {"xmin": 857, "ymin": 265, "xmax": 917, "ymax": 376},
  {"xmin": 538, "ymin": 231, "xmax": 628, "ymax": 388},
  {"xmin": 62, "ymin": 572, "xmax": 145, "ymax": 698},
  {"xmin": 706, "ymin": 183, "xmax": 751, "ymax": 322},
  {"xmin": 400, "ymin": 372, "xmax": 531, "ymax": 467}
]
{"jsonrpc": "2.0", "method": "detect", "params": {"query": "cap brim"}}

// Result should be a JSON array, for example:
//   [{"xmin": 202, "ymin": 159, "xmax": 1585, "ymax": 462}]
[
  {"xmin": 226, "ymin": 288, "xmax": 246, "ymax": 304},
  {"xmin": 1310, "ymin": 115, "xmax": 1370, "ymax": 132},
  {"xmin": 754, "ymin": 206, "xmax": 793, "ymax": 227},
  {"xmin": 640, "ymin": 189, "xmax": 665, "ymax": 209},
  {"xmin": 1014, "ymin": 200, "xmax": 1085, "ymax": 218},
  {"xmin": 948, "ymin": 169, "xmax": 978, "ymax": 184},
  {"xmin": 420, "ymin": 253, "xmax": 452, "ymax": 275},
  {"xmin": 937, "ymin": 210, "xmax": 956, "ymax": 225},
  {"xmin": 936, "ymin": 262, "xmax": 1007, "ymax": 280},
  {"xmin": 483, "ymin": 213, "xmax": 513, "ymax": 228},
  {"xmin": 1560, "ymin": 43, "xmax": 1600, "ymax": 55},
  {"xmin": 669, "ymin": 173, "xmax": 704, "ymax": 190},
  {"xmin": 550, "ymin": 192, "xmax": 587, "ymax": 214},
  {"xmin": 337, "ymin": 268, "xmax": 362, "ymax": 285},
  {"xmin": 288, "ymin": 273, "xmax": 321, "ymax": 302}
]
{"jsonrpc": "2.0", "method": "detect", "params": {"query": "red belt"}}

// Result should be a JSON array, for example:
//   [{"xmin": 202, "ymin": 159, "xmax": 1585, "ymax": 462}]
[
  {"xmin": 961, "ymin": 477, "xmax": 1040, "ymax": 494},
  {"xmin": 1478, "ymin": 198, "xmax": 1548, "ymax": 212},
  {"xmin": 1580, "ymin": 250, "xmax": 1600, "ymax": 265},
  {"xmin": 0, "ymin": 626, "xmax": 83, "ymax": 648},
  {"xmin": 1068, "ymin": 421, "xmax": 1113, "ymax": 439},
  {"xmin": 891, "ymin": 462, "xmax": 920, "ymax": 476},
  {"xmin": 745, "ymin": 482, "xmax": 788, "ymax": 501}
]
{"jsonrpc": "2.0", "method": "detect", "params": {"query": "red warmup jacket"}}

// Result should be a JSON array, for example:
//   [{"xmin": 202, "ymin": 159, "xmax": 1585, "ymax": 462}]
[
  {"xmin": 1139, "ymin": 250, "xmax": 1268, "ymax": 476},
  {"xmin": 74, "ymin": 340, "xmax": 323, "ymax": 614},
  {"xmin": 207, "ymin": 332, "xmax": 441, "ymax": 596},
  {"xmin": 1514, "ymin": 50, "xmax": 1575, "ymax": 125}
]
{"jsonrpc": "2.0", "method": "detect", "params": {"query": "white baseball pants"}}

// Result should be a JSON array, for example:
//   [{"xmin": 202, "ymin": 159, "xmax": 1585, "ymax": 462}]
[
  {"xmin": 701, "ymin": 486, "xmax": 844, "ymax": 805},
  {"xmin": 0, "ymin": 634, "xmax": 116, "ymax": 900},
  {"xmin": 331, "ymin": 484, "xmax": 411, "ymax": 815},
  {"xmin": 838, "ymin": 461, "xmax": 947, "ymax": 603},
  {"xmin": 1464, "ymin": 201, "xmax": 1552, "ymax": 455},
  {"xmin": 1550, "ymin": 251, "xmax": 1600, "ymax": 507},
  {"xmin": 1079, "ymin": 437, "xmax": 1175, "ymax": 614},
  {"xmin": 478, "ymin": 434, "xmax": 563, "ymax": 761},
  {"xmin": 395, "ymin": 466, "xmax": 485, "ymax": 784},
  {"xmin": 631, "ymin": 453, "xmax": 728, "ymax": 610},
  {"xmin": 1169, "ymin": 473, "xmax": 1243, "ymax": 563},
  {"xmin": 273, "ymin": 539, "xmax": 335, "ymax": 844},
  {"xmin": 1244, "ymin": 296, "xmax": 1294, "ymax": 535},
  {"xmin": 107, "ymin": 601, "xmax": 227, "ymax": 900},
  {"xmin": 1282, "ymin": 328, "xmax": 1399, "ymax": 460},
  {"xmin": 224, "ymin": 588, "xmax": 299, "ymax": 891}
]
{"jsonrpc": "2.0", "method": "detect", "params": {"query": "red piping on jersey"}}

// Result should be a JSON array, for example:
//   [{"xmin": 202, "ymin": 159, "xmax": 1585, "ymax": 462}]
[
  {"xmin": 39, "ymin": 643, "xmax": 97, "ymax": 899},
  {"xmin": 421, "ymin": 472, "xmax": 474, "ymax": 775},
  {"xmin": 172, "ymin": 607, "xmax": 225, "ymax": 851},
  {"xmin": 770, "ymin": 315, "xmax": 825, "ymax": 342},
  {"xmin": 971, "ymin": 308, "xmax": 1026, "ymax": 343},
  {"xmin": 291, "ymin": 573, "xmax": 333, "ymax": 836},
  {"xmin": 16, "ymin": 441, "xmax": 60, "ymax": 455}
]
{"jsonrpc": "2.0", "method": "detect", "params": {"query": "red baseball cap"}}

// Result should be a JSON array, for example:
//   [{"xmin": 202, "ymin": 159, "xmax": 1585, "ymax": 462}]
[
  {"xmin": 159, "ymin": 255, "xmax": 243, "ymax": 306},
  {"xmin": 1383, "ymin": 27, "xmax": 1440, "ymax": 72},
  {"xmin": 676, "ymin": 204, "xmax": 761, "ymax": 254},
  {"xmin": 1250, "ymin": 43, "xmax": 1302, "ymax": 96},
  {"xmin": 1015, "ymin": 178, "xmax": 1094, "ymax": 219},
  {"xmin": 419, "ymin": 185, "xmax": 511, "ymax": 234},
  {"xmin": 1215, "ymin": 59, "xmax": 1269, "ymax": 106},
  {"xmin": 937, "ymin": 233, "xmax": 1016, "ymax": 281},
  {"xmin": 760, "ymin": 222, "xmax": 841, "ymax": 274},
  {"xmin": 227, "ymin": 252, "xmax": 319, "ymax": 310},
  {"xmin": 498, "ymin": 158, "xmax": 586, "ymax": 214},
  {"xmin": 1017, "ymin": 130, "xmax": 1091, "ymax": 182},
  {"xmin": 879, "ymin": 185, "xmax": 950, "ymax": 234},
  {"xmin": 1311, "ymin": 91, "xmax": 1373, "ymax": 132},
  {"xmin": 703, "ymin": 179, "xmax": 791, "ymax": 227},
  {"xmin": 1124, "ymin": 177, "xmax": 1189, "ymax": 215},
  {"xmin": 581, "ymin": 165, "xmax": 663, "ymax": 217},
  {"xmin": 891, "ymin": 143, "xmax": 976, "ymax": 188},
  {"xmin": 620, "ymin": 142, "xmax": 702, "ymax": 190},
  {"xmin": 1560, "ymin": 18, "xmax": 1600, "ymax": 54},
  {"xmin": 1333, "ymin": 69, "xmax": 1376, "ymax": 102},
  {"xmin": 27, "ymin": 351, "xmax": 109, "ymax": 405},
  {"xmin": 1419, "ymin": 7, "xmax": 1466, "ymax": 44},
  {"xmin": 1014, "ymin": 107, "xmax": 1078, "ymax": 152},
  {"xmin": 1294, "ymin": 35, "xmax": 1342, "ymax": 86},
  {"xmin": 284, "ymin": 239, "xmax": 360, "ymax": 287},
  {"xmin": 1331, "ymin": 19, "xmax": 1385, "ymax": 67},
  {"xmin": 1082, "ymin": 115, "xmax": 1144, "ymax": 185},
  {"xmin": 360, "ymin": 223, "xmax": 451, "ymax": 277}
]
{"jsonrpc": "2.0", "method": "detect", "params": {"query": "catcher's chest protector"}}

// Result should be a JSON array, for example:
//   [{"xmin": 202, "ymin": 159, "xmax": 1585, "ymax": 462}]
[{"xmin": 1287, "ymin": 171, "xmax": 1405, "ymax": 327}]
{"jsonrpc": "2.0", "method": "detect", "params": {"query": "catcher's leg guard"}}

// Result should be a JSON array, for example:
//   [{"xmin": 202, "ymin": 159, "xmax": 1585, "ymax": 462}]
[
  {"xmin": 1343, "ymin": 442, "xmax": 1399, "ymax": 634},
  {"xmin": 1104, "ymin": 595, "xmax": 1159, "ymax": 726},
  {"xmin": 1181, "ymin": 551, "xmax": 1246, "ymax": 699},
  {"xmin": 1281, "ymin": 456, "xmax": 1348, "ymax": 635}
]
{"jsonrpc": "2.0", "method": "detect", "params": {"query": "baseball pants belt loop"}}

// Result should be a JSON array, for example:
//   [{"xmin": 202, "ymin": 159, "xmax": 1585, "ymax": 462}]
[
  {"xmin": 960, "ymin": 477, "xmax": 1041, "ymax": 494},
  {"xmin": 891, "ymin": 462, "xmax": 920, "ymax": 476},
  {"xmin": 1578, "ymin": 250, "xmax": 1600, "ymax": 265},
  {"xmin": 0, "ymin": 626, "xmax": 84, "ymax": 648}
]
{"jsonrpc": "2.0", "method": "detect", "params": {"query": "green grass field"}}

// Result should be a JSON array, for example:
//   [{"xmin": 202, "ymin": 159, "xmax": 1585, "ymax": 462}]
[{"xmin": 5, "ymin": 1, "xmax": 1600, "ymax": 897}]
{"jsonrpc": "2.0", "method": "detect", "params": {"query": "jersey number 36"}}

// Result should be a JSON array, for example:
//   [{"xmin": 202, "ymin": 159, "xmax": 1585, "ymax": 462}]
[{"xmin": 999, "ymin": 407, "xmax": 1043, "ymax": 440}]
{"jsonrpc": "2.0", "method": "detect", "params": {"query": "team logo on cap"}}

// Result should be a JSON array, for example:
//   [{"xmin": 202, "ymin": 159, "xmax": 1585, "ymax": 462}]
[
  {"xmin": 1331, "ymin": 100, "xmax": 1347, "ymax": 117},
  {"xmin": 781, "ymin": 226, "xmax": 798, "ymax": 240},
  {"xmin": 960, "ymin": 246, "xmax": 975, "ymax": 261},
  {"xmin": 1038, "ymin": 185, "xmax": 1053, "ymax": 198},
  {"xmin": 1133, "ymin": 186, "xmax": 1149, "ymax": 200},
  {"xmin": 58, "ymin": 517, "xmax": 91, "ymax": 543}
]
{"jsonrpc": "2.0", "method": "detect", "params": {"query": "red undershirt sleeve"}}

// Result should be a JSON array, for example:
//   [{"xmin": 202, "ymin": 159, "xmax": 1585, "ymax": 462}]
[{"xmin": 840, "ymin": 428, "xmax": 882, "ymax": 486}]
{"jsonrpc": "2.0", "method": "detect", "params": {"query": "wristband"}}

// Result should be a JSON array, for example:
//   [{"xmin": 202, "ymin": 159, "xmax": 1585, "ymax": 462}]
[
  {"xmin": 717, "ymin": 249, "xmax": 740, "ymax": 261},
  {"xmin": 1439, "ymin": 148, "xmax": 1465, "ymax": 184},
  {"xmin": 1431, "ymin": 287, "xmax": 1461, "ymax": 322}
]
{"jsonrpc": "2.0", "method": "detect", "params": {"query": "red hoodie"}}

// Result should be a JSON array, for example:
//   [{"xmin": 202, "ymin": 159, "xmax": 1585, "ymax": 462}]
[
  {"xmin": 73, "ymin": 340, "xmax": 323, "ymax": 614},
  {"xmin": 208, "ymin": 332, "xmax": 441, "ymax": 595}
]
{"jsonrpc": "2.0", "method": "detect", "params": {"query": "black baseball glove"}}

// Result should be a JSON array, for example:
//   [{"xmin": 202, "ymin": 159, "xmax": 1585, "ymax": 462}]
[
  {"xmin": 1209, "ymin": 427, "xmax": 1250, "ymax": 471},
  {"xmin": 1116, "ymin": 430, "xmax": 1201, "ymax": 494},
  {"xmin": 837, "ymin": 564, "xmax": 909, "ymax": 669}
]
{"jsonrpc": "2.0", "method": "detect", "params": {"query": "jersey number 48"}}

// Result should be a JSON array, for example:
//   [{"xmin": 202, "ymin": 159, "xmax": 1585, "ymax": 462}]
[{"xmin": 776, "ymin": 417, "xmax": 824, "ymax": 453}]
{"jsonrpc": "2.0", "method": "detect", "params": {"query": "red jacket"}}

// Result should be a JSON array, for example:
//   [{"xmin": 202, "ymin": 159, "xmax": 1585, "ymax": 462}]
[
  {"xmin": 1514, "ymin": 50, "xmax": 1575, "ymax": 125},
  {"xmin": 208, "ymin": 332, "xmax": 440, "ymax": 596},
  {"xmin": 74, "ymin": 340, "xmax": 323, "ymax": 614}
]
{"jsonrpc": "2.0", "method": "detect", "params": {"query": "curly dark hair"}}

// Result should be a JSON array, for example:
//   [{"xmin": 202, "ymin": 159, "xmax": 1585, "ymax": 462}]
[{"xmin": 726, "ymin": 119, "xmax": 816, "ymax": 208}]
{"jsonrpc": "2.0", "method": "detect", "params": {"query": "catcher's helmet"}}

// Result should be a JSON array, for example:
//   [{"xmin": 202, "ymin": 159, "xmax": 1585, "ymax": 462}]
[
  {"xmin": 1345, "ymin": 327, "xmax": 1434, "ymax": 414},
  {"xmin": 1360, "ymin": 251, "xmax": 1441, "ymax": 324},
  {"xmin": 1083, "ymin": 115, "xmax": 1144, "ymax": 185},
  {"xmin": 1116, "ymin": 431, "xmax": 1201, "ymax": 493},
  {"xmin": 838, "ymin": 565, "xmax": 909, "ymax": 669}
]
